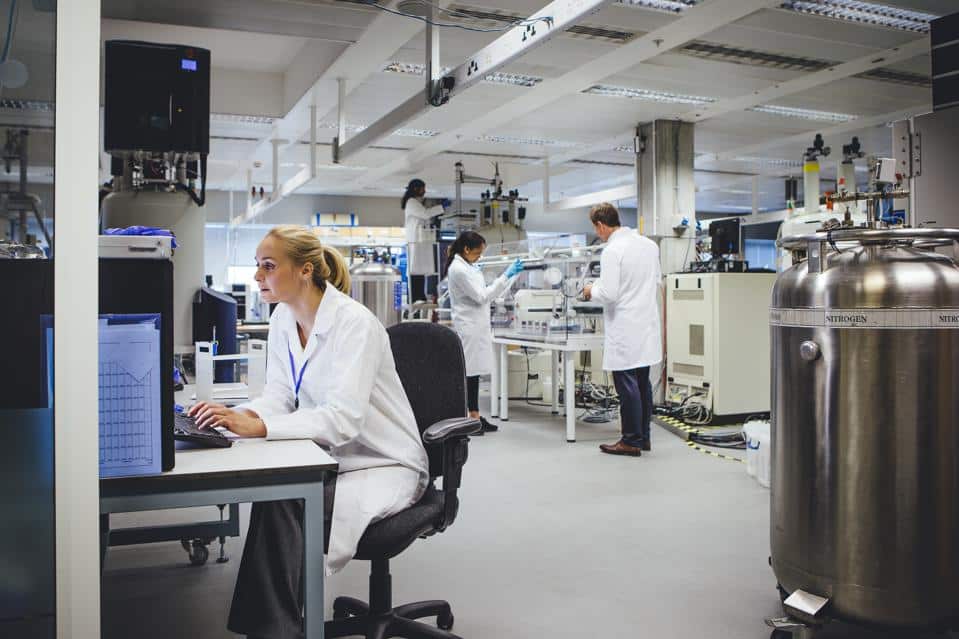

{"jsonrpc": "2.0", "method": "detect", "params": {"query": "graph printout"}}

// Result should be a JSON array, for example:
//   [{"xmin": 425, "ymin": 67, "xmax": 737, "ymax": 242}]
[{"xmin": 97, "ymin": 315, "xmax": 162, "ymax": 477}]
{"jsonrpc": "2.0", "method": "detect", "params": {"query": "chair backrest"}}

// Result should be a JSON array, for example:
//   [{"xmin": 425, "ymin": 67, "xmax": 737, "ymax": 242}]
[{"xmin": 386, "ymin": 322, "xmax": 467, "ymax": 479}]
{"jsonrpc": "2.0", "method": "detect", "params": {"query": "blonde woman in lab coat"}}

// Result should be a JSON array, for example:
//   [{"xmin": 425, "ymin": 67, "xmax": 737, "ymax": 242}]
[
  {"xmin": 402, "ymin": 178, "xmax": 448, "ymax": 302},
  {"xmin": 446, "ymin": 230, "xmax": 524, "ymax": 433},
  {"xmin": 188, "ymin": 225, "xmax": 428, "ymax": 639}
]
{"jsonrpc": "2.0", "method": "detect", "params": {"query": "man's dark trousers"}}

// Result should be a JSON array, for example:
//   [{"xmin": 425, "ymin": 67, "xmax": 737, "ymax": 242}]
[{"xmin": 612, "ymin": 366, "xmax": 652, "ymax": 448}]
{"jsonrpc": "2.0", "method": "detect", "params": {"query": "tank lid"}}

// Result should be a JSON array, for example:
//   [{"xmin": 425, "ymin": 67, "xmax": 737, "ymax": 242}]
[
  {"xmin": 349, "ymin": 261, "xmax": 400, "ymax": 276},
  {"xmin": 778, "ymin": 227, "xmax": 959, "ymax": 250}
]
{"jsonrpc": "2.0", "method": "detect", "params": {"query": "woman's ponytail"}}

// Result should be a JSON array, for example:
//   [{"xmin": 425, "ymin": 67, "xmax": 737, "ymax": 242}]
[
  {"xmin": 445, "ymin": 230, "xmax": 486, "ymax": 270},
  {"xmin": 265, "ymin": 225, "xmax": 351, "ymax": 294}
]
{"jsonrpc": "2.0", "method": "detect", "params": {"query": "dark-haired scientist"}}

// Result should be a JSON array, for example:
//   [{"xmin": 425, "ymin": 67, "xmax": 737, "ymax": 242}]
[
  {"xmin": 583, "ymin": 203, "xmax": 662, "ymax": 457},
  {"xmin": 446, "ymin": 230, "xmax": 523, "ymax": 433},
  {"xmin": 402, "ymin": 178, "xmax": 448, "ymax": 302}
]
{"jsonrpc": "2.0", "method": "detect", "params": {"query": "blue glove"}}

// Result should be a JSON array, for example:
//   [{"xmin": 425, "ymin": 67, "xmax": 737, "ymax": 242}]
[
  {"xmin": 104, "ymin": 226, "xmax": 178, "ymax": 248},
  {"xmin": 505, "ymin": 258, "xmax": 524, "ymax": 278},
  {"xmin": 440, "ymin": 198, "xmax": 451, "ymax": 208}
]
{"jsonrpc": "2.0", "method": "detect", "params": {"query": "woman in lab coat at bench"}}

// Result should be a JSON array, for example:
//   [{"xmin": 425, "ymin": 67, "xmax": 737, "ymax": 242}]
[
  {"xmin": 446, "ymin": 230, "xmax": 523, "ymax": 433},
  {"xmin": 189, "ymin": 225, "xmax": 428, "ymax": 639}
]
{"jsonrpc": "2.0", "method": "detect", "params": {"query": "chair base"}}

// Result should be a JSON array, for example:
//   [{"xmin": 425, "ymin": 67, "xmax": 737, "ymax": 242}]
[
  {"xmin": 327, "ymin": 598, "xmax": 460, "ymax": 639},
  {"xmin": 325, "ymin": 559, "xmax": 462, "ymax": 639}
]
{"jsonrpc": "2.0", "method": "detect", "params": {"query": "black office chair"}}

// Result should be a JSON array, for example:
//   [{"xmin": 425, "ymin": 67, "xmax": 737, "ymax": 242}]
[{"xmin": 325, "ymin": 322, "xmax": 481, "ymax": 639}]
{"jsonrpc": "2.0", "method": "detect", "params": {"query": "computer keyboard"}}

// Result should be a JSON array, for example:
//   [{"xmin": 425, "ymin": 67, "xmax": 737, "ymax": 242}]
[{"xmin": 174, "ymin": 412, "xmax": 233, "ymax": 448}]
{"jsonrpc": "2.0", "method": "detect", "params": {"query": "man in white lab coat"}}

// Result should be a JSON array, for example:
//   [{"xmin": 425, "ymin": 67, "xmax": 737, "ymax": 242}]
[{"xmin": 583, "ymin": 203, "xmax": 662, "ymax": 457}]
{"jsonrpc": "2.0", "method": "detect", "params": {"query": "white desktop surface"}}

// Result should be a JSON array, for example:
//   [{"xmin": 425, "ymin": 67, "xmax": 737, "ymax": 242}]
[{"xmin": 157, "ymin": 438, "xmax": 336, "ymax": 480}]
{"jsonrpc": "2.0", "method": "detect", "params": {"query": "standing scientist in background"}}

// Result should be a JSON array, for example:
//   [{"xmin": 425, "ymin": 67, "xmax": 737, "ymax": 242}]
[
  {"xmin": 446, "ymin": 231, "xmax": 524, "ymax": 433},
  {"xmin": 189, "ymin": 225, "xmax": 428, "ymax": 639},
  {"xmin": 402, "ymin": 178, "xmax": 448, "ymax": 302},
  {"xmin": 583, "ymin": 203, "xmax": 662, "ymax": 457}
]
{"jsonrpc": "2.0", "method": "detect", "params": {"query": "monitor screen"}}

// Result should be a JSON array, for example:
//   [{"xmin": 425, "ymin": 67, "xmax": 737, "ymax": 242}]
[{"xmin": 709, "ymin": 218, "xmax": 742, "ymax": 256}]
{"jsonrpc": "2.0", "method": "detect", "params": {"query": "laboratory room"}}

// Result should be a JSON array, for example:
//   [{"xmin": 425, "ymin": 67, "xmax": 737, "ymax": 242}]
[{"xmin": 5, "ymin": 0, "xmax": 959, "ymax": 638}]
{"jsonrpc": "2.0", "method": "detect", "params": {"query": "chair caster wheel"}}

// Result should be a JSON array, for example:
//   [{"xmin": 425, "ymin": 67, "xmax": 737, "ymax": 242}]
[
  {"xmin": 332, "ymin": 604, "xmax": 350, "ymax": 620},
  {"xmin": 182, "ymin": 539, "xmax": 209, "ymax": 566},
  {"xmin": 437, "ymin": 611, "xmax": 454, "ymax": 631}
]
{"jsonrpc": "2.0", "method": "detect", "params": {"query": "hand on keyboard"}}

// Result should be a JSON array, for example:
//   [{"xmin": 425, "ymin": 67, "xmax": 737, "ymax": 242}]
[
  {"xmin": 188, "ymin": 401, "xmax": 267, "ymax": 438},
  {"xmin": 174, "ymin": 412, "xmax": 232, "ymax": 448}
]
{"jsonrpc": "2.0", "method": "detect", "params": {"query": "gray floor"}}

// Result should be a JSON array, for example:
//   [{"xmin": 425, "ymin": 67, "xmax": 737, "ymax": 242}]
[{"xmin": 101, "ymin": 401, "xmax": 937, "ymax": 639}]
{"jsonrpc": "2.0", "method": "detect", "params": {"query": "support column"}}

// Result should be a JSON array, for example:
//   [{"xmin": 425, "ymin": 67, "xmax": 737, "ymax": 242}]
[
  {"xmin": 336, "ymin": 79, "xmax": 347, "ymax": 148},
  {"xmin": 637, "ymin": 120, "xmax": 696, "ymax": 275},
  {"xmin": 55, "ymin": 0, "xmax": 101, "ymax": 635}
]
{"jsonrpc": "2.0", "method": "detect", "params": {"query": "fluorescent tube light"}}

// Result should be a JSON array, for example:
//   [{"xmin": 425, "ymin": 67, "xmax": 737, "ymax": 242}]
[
  {"xmin": 748, "ymin": 104, "xmax": 858, "ymax": 122},
  {"xmin": 584, "ymin": 84, "xmax": 714, "ymax": 105},
  {"xmin": 780, "ymin": 1, "xmax": 937, "ymax": 32},
  {"xmin": 615, "ymin": 0, "xmax": 699, "ymax": 12}
]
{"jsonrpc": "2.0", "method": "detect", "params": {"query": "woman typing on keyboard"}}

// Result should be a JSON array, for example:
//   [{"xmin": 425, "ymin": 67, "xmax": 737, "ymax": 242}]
[{"xmin": 188, "ymin": 225, "xmax": 428, "ymax": 639}]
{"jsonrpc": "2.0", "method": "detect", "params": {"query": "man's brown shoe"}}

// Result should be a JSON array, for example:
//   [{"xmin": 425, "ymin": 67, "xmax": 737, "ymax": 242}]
[{"xmin": 599, "ymin": 440, "xmax": 642, "ymax": 456}]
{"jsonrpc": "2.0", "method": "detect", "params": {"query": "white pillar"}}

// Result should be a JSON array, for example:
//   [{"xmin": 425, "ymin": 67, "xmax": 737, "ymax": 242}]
[{"xmin": 55, "ymin": 0, "xmax": 101, "ymax": 635}]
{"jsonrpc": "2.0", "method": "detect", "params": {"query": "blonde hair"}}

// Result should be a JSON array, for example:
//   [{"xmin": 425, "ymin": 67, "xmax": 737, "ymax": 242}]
[{"xmin": 265, "ymin": 225, "xmax": 351, "ymax": 294}]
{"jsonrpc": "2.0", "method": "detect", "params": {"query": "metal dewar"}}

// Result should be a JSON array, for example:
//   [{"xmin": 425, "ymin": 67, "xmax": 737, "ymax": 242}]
[
  {"xmin": 350, "ymin": 261, "xmax": 402, "ymax": 328},
  {"xmin": 771, "ymin": 229, "xmax": 959, "ymax": 629}
]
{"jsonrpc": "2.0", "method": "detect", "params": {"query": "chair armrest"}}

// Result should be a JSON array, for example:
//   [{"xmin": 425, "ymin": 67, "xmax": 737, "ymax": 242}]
[
  {"xmin": 421, "ymin": 417, "xmax": 480, "ymax": 533},
  {"xmin": 423, "ymin": 417, "xmax": 481, "ymax": 444}
]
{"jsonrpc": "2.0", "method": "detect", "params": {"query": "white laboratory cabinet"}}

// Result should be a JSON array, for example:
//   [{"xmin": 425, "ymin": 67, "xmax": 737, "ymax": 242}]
[{"xmin": 665, "ymin": 272, "xmax": 776, "ymax": 418}]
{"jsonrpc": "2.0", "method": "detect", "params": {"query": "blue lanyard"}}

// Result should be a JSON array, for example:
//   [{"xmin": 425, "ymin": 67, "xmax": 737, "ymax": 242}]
[{"xmin": 287, "ymin": 344, "xmax": 309, "ymax": 410}]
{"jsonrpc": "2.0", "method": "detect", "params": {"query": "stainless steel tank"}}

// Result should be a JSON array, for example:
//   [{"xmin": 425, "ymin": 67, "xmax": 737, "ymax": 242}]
[
  {"xmin": 771, "ymin": 228, "xmax": 959, "ymax": 629},
  {"xmin": 350, "ymin": 261, "xmax": 402, "ymax": 327}
]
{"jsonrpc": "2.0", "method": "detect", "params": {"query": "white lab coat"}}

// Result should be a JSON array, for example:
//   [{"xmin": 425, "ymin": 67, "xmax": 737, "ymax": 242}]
[
  {"xmin": 590, "ymin": 226, "xmax": 663, "ymax": 371},
  {"xmin": 404, "ymin": 198, "xmax": 445, "ymax": 275},
  {"xmin": 236, "ymin": 285, "xmax": 429, "ymax": 575},
  {"xmin": 447, "ymin": 254, "xmax": 513, "ymax": 376}
]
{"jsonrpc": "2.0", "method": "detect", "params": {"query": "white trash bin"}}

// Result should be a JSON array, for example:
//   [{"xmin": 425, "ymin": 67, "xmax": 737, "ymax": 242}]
[{"xmin": 743, "ymin": 420, "xmax": 771, "ymax": 488}]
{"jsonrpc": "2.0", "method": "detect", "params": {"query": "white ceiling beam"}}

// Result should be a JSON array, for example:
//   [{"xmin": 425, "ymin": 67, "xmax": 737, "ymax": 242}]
[
  {"xmin": 546, "ymin": 36, "xmax": 928, "ymax": 167},
  {"xmin": 343, "ymin": 0, "xmax": 782, "ymax": 191},
  {"xmin": 335, "ymin": 0, "xmax": 616, "ymax": 163},
  {"xmin": 548, "ymin": 184, "xmax": 637, "ymax": 211},
  {"xmin": 230, "ymin": 1, "xmax": 455, "ymax": 221},
  {"xmin": 712, "ymin": 105, "xmax": 930, "ymax": 161}
]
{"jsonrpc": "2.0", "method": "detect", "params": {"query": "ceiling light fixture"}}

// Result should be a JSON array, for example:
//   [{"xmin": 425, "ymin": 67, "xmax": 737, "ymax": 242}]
[
  {"xmin": 584, "ymin": 84, "xmax": 714, "ymax": 105},
  {"xmin": 780, "ymin": 0, "xmax": 937, "ymax": 32},
  {"xmin": 732, "ymin": 156, "xmax": 804, "ymax": 167},
  {"xmin": 484, "ymin": 71, "xmax": 543, "ymax": 87},
  {"xmin": 394, "ymin": 128, "xmax": 440, "ymax": 138},
  {"xmin": 211, "ymin": 113, "xmax": 276, "ymax": 125},
  {"xmin": 479, "ymin": 134, "xmax": 581, "ymax": 148},
  {"xmin": 615, "ymin": 0, "xmax": 699, "ymax": 13},
  {"xmin": 748, "ymin": 104, "xmax": 858, "ymax": 122}
]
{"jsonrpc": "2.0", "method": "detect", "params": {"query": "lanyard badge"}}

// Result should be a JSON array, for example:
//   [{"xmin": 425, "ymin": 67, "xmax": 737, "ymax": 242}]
[{"xmin": 287, "ymin": 344, "xmax": 309, "ymax": 410}]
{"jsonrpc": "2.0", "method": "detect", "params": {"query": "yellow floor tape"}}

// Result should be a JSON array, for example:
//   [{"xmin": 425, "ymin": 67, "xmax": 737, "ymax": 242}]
[{"xmin": 655, "ymin": 415, "xmax": 744, "ymax": 463}]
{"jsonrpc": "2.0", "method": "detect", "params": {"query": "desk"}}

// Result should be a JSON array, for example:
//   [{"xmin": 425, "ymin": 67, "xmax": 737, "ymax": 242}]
[
  {"xmin": 491, "ymin": 332, "xmax": 604, "ymax": 442},
  {"xmin": 101, "ymin": 439, "xmax": 337, "ymax": 639},
  {"xmin": 237, "ymin": 322, "xmax": 270, "ymax": 338}
]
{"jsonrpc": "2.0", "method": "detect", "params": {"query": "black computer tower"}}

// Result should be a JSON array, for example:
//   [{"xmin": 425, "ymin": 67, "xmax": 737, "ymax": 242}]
[{"xmin": 0, "ymin": 258, "xmax": 175, "ymax": 470}]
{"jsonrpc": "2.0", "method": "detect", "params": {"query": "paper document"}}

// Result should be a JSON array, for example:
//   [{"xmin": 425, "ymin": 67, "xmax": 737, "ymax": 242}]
[{"xmin": 98, "ymin": 315, "xmax": 163, "ymax": 477}]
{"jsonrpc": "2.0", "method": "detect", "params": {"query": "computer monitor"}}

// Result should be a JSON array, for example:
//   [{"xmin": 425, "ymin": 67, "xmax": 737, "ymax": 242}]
[
  {"xmin": 0, "ymin": 258, "xmax": 175, "ymax": 471},
  {"xmin": 192, "ymin": 287, "xmax": 238, "ymax": 382},
  {"xmin": 709, "ymin": 218, "xmax": 742, "ymax": 257}
]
